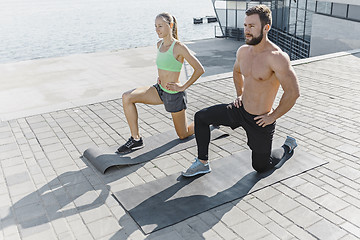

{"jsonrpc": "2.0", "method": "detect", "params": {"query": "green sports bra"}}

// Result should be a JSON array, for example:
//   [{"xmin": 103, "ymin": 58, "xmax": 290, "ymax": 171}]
[{"xmin": 156, "ymin": 40, "xmax": 183, "ymax": 72}]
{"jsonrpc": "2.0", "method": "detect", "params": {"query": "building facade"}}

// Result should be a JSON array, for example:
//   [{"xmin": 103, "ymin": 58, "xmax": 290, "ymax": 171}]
[{"xmin": 212, "ymin": 0, "xmax": 360, "ymax": 59}]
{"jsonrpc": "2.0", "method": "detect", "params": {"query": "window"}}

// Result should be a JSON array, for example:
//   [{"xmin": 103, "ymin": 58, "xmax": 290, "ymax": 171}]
[
  {"xmin": 297, "ymin": 0, "xmax": 307, "ymax": 10},
  {"xmin": 296, "ymin": 20, "xmax": 305, "ymax": 39},
  {"xmin": 332, "ymin": 3, "xmax": 347, "ymax": 18},
  {"xmin": 306, "ymin": 0, "xmax": 317, "ymax": 12},
  {"xmin": 316, "ymin": 1, "xmax": 332, "ymax": 15},
  {"xmin": 348, "ymin": 4, "xmax": 360, "ymax": 21}
]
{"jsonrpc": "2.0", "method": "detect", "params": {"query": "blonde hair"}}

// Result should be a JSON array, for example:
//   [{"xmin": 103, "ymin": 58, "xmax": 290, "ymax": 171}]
[{"xmin": 156, "ymin": 12, "xmax": 178, "ymax": 39}]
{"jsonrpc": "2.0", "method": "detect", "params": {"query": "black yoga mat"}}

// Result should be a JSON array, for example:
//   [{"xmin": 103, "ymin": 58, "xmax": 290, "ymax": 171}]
[
  {"xmin": 113, "ymin": 148, "xmax": 327, "ymax": 234},
  {"xmin": 83, "ymin": 128, "xmax": 228, "ymax": 173}
]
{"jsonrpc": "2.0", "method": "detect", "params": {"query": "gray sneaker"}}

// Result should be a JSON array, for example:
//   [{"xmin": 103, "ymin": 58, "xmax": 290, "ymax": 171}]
[
  {"xmin": 182, "ymin": 158, "xmax": 211, "ymax": 177},
  {"xmin": 284, "ymin": 136, "xmax": 297, "ymax": 153}
]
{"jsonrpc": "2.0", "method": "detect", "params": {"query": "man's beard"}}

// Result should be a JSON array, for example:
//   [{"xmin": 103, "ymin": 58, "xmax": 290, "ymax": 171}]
[{"xmin": 245, "ymin": 31, "xmax": 263, "ymax": 45}]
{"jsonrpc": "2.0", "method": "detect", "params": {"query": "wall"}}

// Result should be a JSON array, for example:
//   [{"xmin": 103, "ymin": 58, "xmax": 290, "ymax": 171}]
[
  {"xmin": 316, "ymin": 0, "xmax": 360, "ymax": 6},
  {"xmin": 310, "ymin": 14, "xmax": 360, "ymax": 56}
]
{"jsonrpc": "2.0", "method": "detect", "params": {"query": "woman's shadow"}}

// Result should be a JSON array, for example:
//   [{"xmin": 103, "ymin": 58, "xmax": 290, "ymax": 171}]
[
  {"xmin": 0, "ymin": 155, "xmax": 149, "ymax": 232},
  {"xmin": 0, "ymin": 168, "xmax": 112, "ymax": 230}
]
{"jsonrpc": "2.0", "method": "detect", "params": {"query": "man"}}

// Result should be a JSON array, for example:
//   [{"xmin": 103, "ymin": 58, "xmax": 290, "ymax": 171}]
[{"xmin": 182, "ymin": 5, "xmax": 300, "ymax": 177}]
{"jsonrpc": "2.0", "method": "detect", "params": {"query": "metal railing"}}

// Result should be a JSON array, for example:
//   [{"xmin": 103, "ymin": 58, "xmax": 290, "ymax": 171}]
[
  {"xmin": 215, "ymin": 26, "xmax": 244, "ymax": 40},
  {"xmin": 268, "ymin": 28, "xmax": 310, "ymax": 60}
]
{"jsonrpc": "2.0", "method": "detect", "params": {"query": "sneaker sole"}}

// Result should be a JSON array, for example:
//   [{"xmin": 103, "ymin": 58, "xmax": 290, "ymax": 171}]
[
  {"xmin": 116, "ymin": 145, "xmax": 145, "ymax": 154},
  {"xmin": 182, "ymin": 169, "xmax": 211, "ymax": 177},
  {"xmin": 131, "ymin": 145, "xmax": 144, "ymax": 150}
]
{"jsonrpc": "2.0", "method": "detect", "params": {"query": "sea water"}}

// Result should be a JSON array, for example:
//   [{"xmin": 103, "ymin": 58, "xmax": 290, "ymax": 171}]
[{"xmin": 0, "ymin": 0, "xmax": 217, "ymax": 63}]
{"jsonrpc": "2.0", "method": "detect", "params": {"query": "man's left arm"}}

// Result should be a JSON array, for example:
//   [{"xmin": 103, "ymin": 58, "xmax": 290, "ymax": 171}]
[{"xmin": 255, "ymin": 52, "xmax": 300, "ymax": 127}]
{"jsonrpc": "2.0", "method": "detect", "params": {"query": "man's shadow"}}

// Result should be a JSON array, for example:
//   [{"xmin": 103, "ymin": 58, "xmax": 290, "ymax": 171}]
[{"xmin": 110, "ymin": 151, "xmax": 293, "ymax": 239}]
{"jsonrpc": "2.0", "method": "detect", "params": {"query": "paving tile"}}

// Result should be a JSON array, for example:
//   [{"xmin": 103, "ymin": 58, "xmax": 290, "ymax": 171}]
[
  {"xmin": 286, "ymin": 224, "xmax": 317, "ymax": 240},
  {"xmin": 21, "ymin": 227, "xmax": 56, "ymax": 240},
  {"xmin": 315, "ymin": 207, "xmax": 345, "ymax": 225},
  {"xmin": 231, "ymin": 218, "xmax": 271, "ymax": 240},
  {"xmin": 340, "ymin": 186, "xmax": 360, "ymax": 199},
  {"xmin": 173, "ymin": 222, "xmax": 203, "ymax": 240},
  {"xmin": 51, "ymin": 218, "xmax": 71, "ymax": 235},
  {"xmin": 294, "ymin": 195, "xmax": 320, "ymax": 211},
  {"xmin": 67, "ymin": 218, "xmax": 93, "ymax": 238},
  {"xmin": 336, "ymin": 166, "xmax": 360, "ymax": 180},
  {"xmin": 213, "ymin": 204, "xmax": 248, "ymax": 227},
  {"xmin": 315, "ymin": 193, "xmax": 350, "ymax": 212},
  {"xmin": 340, "ymin": 222, "xmax": 360, "ymax": 238},
  {"xmin": 307, "ymin": 219, "xmax": 347, "ymax": 240},
  {"xmin": 185, "ymin": 216, "xmax": 214, "ymax": 238},
  {"xmin": 294, "ymin": 181, "xmax": 327, "ymax": 199},
  {"xmin": 275, "ymin": 183, "xmax": 301, "ymax": 199},
  {"xmin": 3, "ymin": 232, "xmax": 22, "ymax": 240},
  {"xmin": 5, "ymin": 172, "xmax": 31, "ymax": 186},
  {"xmin": 8, "ymin": 181, "xmax": 35, "ymax": 198},
  {"xmin": 340, "ymin": 234, "xmax": 360, "ymax": 240},
  {"xmin": 285, "ymin": 205, "xmax": 322, "ymax": 228},
  {"xmin": 146, "ymin": 230, "xmax": 184, "ymax": 240},
  {"xmin": 13, "ymin": 202, "xmax": 47, "ymax": 225},
  {"xmin": 246, "ymin": 207, "xmax": 273, "ymax": 226},
  {"xmin": 80, "ymin": 204, "xmax": 112, "ymax": 224},
  {"xmin": 265, "ymin": 221, "xmax": 294, "ymax": 240},
  {"xmin": 127, "ymin": 172, "xmax": 146, "ymax": 186},
  {"xmin": 56, "ymin": 231, "xmax": 75, "ymax": 240},
  {"xmin": 266, "ymin": 193, "xmax": 300, "ymax": 215},
  {"xmin": 337, "ymin": 206, "xmax": 360, "ymax": 227},
  {"xmin": 211, "ymin": 221, "xmax": 239, "ymax": 240}
]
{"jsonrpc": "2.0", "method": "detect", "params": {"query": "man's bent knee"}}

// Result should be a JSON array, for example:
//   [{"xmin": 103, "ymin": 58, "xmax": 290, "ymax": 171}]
[
  {"xmin": 252, "ymin": 163, "xmax": 269, "ymax": 173},
  {"xmin": 252, "ymin": 152, "xmax": 272, "ymax": 173}
]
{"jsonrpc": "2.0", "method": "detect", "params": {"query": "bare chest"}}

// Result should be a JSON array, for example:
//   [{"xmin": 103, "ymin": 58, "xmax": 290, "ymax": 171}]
[{"xmin": 240, "ymin": 55, "xmax": 273, "ymax": 81}]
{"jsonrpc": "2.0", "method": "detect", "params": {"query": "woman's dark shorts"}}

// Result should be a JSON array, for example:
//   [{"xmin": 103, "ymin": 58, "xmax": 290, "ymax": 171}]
[{"xmin": 153, "ymin": 83, "xmax": 187, "ymax": 113}]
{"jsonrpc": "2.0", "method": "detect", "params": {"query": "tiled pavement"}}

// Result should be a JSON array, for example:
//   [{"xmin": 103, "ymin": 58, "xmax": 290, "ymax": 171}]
[{"xmin": 1, "ymin": 50, "xmax": 360, "ymax": 240}]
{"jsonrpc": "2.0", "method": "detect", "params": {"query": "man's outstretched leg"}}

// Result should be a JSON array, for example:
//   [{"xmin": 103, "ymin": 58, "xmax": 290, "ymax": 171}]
[{"xmin": 182, "ymin": 104, "xmax": 235, "ymax": 177}]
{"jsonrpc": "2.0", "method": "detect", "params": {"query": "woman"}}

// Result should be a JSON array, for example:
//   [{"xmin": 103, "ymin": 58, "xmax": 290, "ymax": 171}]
[{"xmin": 117, "ymin": 12, "xmax": 205, "ymax": 153}]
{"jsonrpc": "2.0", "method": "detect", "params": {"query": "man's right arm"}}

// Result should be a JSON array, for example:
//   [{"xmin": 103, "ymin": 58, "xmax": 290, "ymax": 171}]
[{"xmin": 233, "ymin": 48, "xmax": 244, "ymax": 97}]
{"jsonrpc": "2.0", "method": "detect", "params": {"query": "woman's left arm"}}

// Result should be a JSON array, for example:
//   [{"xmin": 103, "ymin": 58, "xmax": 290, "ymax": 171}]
[{"xmin": 167, "ymin": 43, "xmax": 204, "ymax": 92}]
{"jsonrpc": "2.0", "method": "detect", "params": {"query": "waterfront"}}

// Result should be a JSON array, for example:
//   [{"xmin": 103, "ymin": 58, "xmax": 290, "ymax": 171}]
[{"xmin": 0, "ymin": 0, "xmax": 217, "ymax": 63}]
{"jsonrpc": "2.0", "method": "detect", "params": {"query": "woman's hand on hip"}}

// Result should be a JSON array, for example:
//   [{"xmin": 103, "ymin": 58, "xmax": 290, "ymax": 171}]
[{"xmin": 166, "ymin": 82, "xmax": 184, "ymax": 92}]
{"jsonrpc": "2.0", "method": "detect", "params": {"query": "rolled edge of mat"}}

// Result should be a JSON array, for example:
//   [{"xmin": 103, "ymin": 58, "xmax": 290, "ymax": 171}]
[{"xmin": 83, "ymin": 147, "xmax": 110, "ymax": 174}]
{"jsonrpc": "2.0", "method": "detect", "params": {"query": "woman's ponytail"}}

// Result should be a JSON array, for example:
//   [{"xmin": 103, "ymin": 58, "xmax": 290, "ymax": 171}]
[{"xmin": 172, "ymin": 15, "xmax": 178, "ymax": 40}]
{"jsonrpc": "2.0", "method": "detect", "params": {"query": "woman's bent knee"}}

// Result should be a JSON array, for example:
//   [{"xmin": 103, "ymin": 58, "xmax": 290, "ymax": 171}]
[
  {"xmin": 178, "ymin": 135, "xmax": 189, "ymax": 140},
  {"xmin": 177, "ymin": 130, "xmax": 191, "ymax": 140},
  {"xmin": 122, "ymin": 91, "xmax": 133, "ymax": 104}
]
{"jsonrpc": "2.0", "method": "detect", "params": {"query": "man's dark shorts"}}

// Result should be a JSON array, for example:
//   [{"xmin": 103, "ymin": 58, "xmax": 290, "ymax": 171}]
[{"xmin": 153, "ymin": 83, "xmax": 187, "ymax": 113}]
